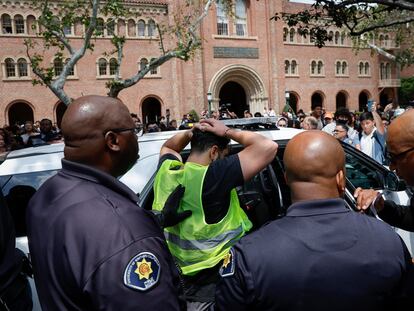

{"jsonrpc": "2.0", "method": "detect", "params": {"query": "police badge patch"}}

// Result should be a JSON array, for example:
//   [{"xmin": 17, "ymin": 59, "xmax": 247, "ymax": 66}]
[
  {"xmin": 219, "ymin": 248, "xmax": 235, "ymax": 277},
  {"xmin": 124, "ymin": 252, "xmax": 161, "ymax": 291}
]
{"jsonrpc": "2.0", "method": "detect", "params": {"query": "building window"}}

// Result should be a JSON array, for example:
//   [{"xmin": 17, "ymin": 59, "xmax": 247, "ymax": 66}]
[
  {"xmin": 147, "ymin": 19, "xmax": 156, "ymax": 37},
  {"xmin": 107, "ymin": 19, "xmax": 115, "ymax": 36},
  {"xmin": 65, "ymin": 58, "xmax": 74, "ymax": 76},
  {"xmin": 137, "ymin": 20, "xmax": 145, "ymax": 37},
  {"xmin": 96, "ymin": 18, "xmax": 104, "ymax": 36},
  {"xmin": 364, "ymin": 62, "xmax": 370, "ymax": 75},
  {"xmin": 54, "ymin": 58, "xmax": 63, "ymax": 76},
  {"xmin": 127, "ymin": 19, "xmax": 136, "ymax": 37},
  {"xmin": 336, "ymin": 61, "xmax": 341, "ymax": 75},
  {"xmin": 109, "ymin": 58, "xmax": 118, "ymax": 75},
  {"xmin": 150, "ymin": 58, "xmax": 158, "ymax": 75},
  {"xmin": 289, "ymin": 28, "xmax": 295, "ymax": 42},
  {"xmin": 63, "ymin": 25, "xmax": 72, "ymax": 35},
  {"xmin": 334, "ymin": 31, "xmax": 340, "ymax": 45},
  {"xmin": 17, "ymin": 58, "xmax": 28, "ymax": 76},
  {"xmin": 291, "ymin": 60, "xmax": 297, "ymax": 75},
  {"xmin": 359, "ymin": 62, "xmax": 364, "ymax": 75},
  {"xmin": 342, "ymin": 61, "xmax": 347, "ymax": 75},
  {"xmin": 5, "ymin": 58, "xmax": 15, "ymax": 77},
  {"xmin": 14, "ymin": 15, "xmax": 25, "ymax": 34},
  {"xmin": 283, "ymin": 27, "xmax": 288, "ymax": 42},
  {"xmin": 216, "ymin": 0, "xmax": 229, "ymax": 35},
  {"xmin": 336, "ymin": 60, "xmax": 348, "ymax": 76},
  {"xmin": 140, "ymin": 58, "xmax": 148, "ymax": 72},
  {"xmin": 285, "ymin": 60, "xmax": 290, "ymax": 74},
  {"xmin": 328, "ymin": 31, "xmax": 334, "ymax": 44},
  {"xmin": 379, "ymin": 34, "xmax": 384, "ymax": 47},
  {"xmin": 235, "ymin": 0, "xmax": 247, "ymax": 36},
  {"xmin": 1, "ymin": 14, "xmax": 12, "ymax": 34},
  {"xmin": 98, "ymin": 58, "xmax": 107, "ymax": 75},
  {"xmin": 317, "ymin": 61, "xmax": 323, "ymax": 75},
  {"xmin": 311, "ymin": 60, "xmax": 317, "ymax": 75}
]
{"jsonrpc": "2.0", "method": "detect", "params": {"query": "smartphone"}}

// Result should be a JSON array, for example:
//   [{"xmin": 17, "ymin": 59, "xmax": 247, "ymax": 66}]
[{"xmin": 367, "ymin": 99, "xmax": 373, "ymax": 112}]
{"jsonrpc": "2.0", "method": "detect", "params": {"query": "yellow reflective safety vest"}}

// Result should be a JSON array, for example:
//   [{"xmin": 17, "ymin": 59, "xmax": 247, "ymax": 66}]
[{"xmin": 153, "ymin": 159, "xmax": 252, "ymax": 275}]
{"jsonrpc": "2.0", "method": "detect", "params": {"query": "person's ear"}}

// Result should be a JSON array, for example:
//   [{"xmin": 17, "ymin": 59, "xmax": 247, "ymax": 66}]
[
  {"xmin": 104, "ymin": 131, "xmax": 121, "ymax": 152},
  {"xmin": 209, "ymin": 145, "xmax": 219, "ymax": 162},
  {"xmin": 336, "ymin": 169, "xmax": 346, "ymax": 196}
]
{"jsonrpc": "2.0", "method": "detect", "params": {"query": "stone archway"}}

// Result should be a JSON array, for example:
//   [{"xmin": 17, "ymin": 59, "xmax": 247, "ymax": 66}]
[
  {"xmin": 311, "ymin": 92, "xmax": 324, "ymax": 110},
  {"xmin": 208, "ymin": 64, "xmax": 268, "ymax": 115},
  {"xmin": 141, "ymin": 96, "xmax": 162, "ymax": 125},
  {"xmin": 219, "ymin": 81, "xmax": 247, "ymax": 118},
  {"xmin": 7, "ymin": 101, "xmax": 34, "ymax": 125},
  {"xmin": 336, "ymin": 91, "xmax": 348, "ymax": 110},
  {"xmin": 358, "ymin": 91, "xmax": 370, "ymax": 112}
]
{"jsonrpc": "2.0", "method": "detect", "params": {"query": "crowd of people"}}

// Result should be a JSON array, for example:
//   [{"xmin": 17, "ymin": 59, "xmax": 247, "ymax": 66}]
[{"xmin": 2, "ymin": 93, "xmax": 414, "ymax": 311}]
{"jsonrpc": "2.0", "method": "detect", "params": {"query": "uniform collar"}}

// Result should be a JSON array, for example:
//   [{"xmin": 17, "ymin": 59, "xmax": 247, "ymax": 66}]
[
  {"xmin": 286, "ymin": 198, "xmax": 349, "ymax": 217},
  {"xmin": 61, "ymin": 159, "xmax": 139, "ymax": 203}
]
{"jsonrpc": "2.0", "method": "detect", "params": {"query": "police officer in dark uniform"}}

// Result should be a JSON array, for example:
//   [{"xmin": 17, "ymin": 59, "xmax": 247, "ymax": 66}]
[
  {"xmin": 215, "ymin": 131, "xmax": 413, "ymax": 311},
  {"xmin": 27, "ymin": 95, "xmax": 189, "ymax": 310},
  {"xmin": 0, "ymin": 191, "xmax": 32, "ymax": 311}
]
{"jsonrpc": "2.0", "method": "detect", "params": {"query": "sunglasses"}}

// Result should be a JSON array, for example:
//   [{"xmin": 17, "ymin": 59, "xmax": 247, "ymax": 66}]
[
  {"xmin": 386, "ymin": 146, "xmax": 414, "ymax": 164},
  {"xmin": 103, "ymin": 125, "xmax": 144, "ymax": 137}
]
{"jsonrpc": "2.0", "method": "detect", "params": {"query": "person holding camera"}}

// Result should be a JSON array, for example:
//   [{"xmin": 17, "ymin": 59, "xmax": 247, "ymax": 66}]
[{"xmin": 219, "ymin": 103, "xmax": 237, "ymax": 120}]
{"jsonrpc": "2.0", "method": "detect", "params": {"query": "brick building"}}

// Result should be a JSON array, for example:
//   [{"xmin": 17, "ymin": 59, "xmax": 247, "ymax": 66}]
[{"xmin": 0, "ymin": 0, "xmax": 410, "ymax": 126}]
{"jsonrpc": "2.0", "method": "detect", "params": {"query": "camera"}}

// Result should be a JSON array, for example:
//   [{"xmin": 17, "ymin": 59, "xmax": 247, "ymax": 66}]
[{"xmin": 219, "ymin": 103, "xmax": 232, "ymax": 120}]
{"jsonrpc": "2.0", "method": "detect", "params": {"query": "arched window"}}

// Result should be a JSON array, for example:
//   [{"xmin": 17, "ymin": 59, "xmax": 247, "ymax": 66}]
[
  {"xmin": 65, "ymin": 58, "xmax": 74, "ymax": 76},
  {"xmin": 98, "ymin": 58, "xmax": 107, "ymax": 75},
  {"xmin": 289, "ymin": 28, "xmax": 295, "ymax": 42},
  {"xmin": 334, "ymin": 31, "xmax": 340, "ymax": 45},
  {"xmin": 328, "ymin": 31, "xmax": 334, "ymax": 43},
  {"xmin": 5, "ymin": 58, "xmax": 15, "ymax": 77},
  {"xmin": 311, "ymin": 60, "xmax": 317, "ymax": 75},
  {"xmin": 340, "ymin": 32, "xmax": 346, "ymax": 45},
  {"xmin": 17, "ymin": 58, "xmax": 28, "ymax": 77},
  {"xmin": 127, "ymin": 19, "xmax": 136, "ymax": 37},
  {"xmin": 96, "ymin": 18, "xmax": 104, "ymax": 36},
  {"xmin": 235, "ymin": 0, "xmax": 247, "ymax": 36},
  {"xmin": 140, "ymin": 58, "xmax": 148, "ymax": 72},
  {"xmin": 107, "ymin": 18, "xmax": 115, "ymax": 36},
  {"xmin": 342, "ymin": 61, "xmax": 347, "ymax": 75},
  {"xmin": 291, "ymin": 60, "xmax": 297, "ymax": 75},
  {"xmin": 137, "ymin": 20, "xmax": 145, "ymax": 37},
  {"xmin": 336, "ymin": 61, "xmax": 341, "ymax": 75},
  {"xmin": 385, "ymin": 63, "xmax": 391, "ymax": 79},
  {"xmin": 27, "ymin": 15, "xmax": 37, "ymax": 35},
  {"xmin": 283, "ymin": 28, "xmax": 288, "ymax": 42},
  {"xmin": 317, "ymin": 61, "xmax": 323, "ymax": 75},
  {"xmin": 150, "ymin": 58, "xmax": 158, "ymax": 75},
  {"xmin": 380, "ymin": 63, "xmax": 385, "ymax": 80},
  {"xmin": 216, "ymin": 0, "xmax": 229, "ymax": 35},
  {"xmin": 147, "ymin": 19, "xmax": 156, "ymax": 37},
  {"xmin": 379, "ymin": 34, "xmax": 384, "ymax": 46},
  {"xmin": 63, "ymin": 24, "xmax": 72, "ymax": 35},
  {"xmin": 109, "ymin": 58, "xmax": 118, "ymax": 75},
  {"xmin": 285, "ymin": 60, "xmax": 290, "ymax": 75},
  {"xmin": 384, "ymin": 34, "xmax": 389, "ymax": 47},
  {"xmin": 14, "ymin": 15, "xmax": 25, "ymax": 34},
  {"xmin": 359, "ymin": 62, "xmax": 364, "ymax": 75},
  {"xmin": 364, "ymin": 62, "xmax": 370, "ymax": 75},
  {"xmin": 54, "ymin": 58, "xmax": 63, "ymax": 76},
  {"xmin": 1, "ymin": 14, "xmax": 12, "ymax": 34}
]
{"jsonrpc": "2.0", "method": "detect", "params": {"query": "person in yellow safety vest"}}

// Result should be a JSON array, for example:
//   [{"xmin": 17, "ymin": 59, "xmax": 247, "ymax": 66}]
[{"xmin": 153, "ymin": 118, "xmax": 278, "ymax": 310}]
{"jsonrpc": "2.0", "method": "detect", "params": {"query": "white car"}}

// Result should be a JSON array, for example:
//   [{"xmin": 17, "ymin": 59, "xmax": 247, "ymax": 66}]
[{"xmin": 0, "ymin": 122, "xmax": 412, "ymax": 310}]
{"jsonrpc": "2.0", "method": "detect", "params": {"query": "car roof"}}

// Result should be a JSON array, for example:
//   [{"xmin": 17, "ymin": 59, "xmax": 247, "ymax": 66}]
[{"xmin": 0, "ymin": 128, "xmax": 303, "ymax": 184}]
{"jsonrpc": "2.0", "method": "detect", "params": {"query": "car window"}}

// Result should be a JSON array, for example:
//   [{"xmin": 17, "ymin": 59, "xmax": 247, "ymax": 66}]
[
  {"xmin": 1, "ymin": 170, "xmax": 58, "ymax": 237},
  {"xmin": 344, "ymin": 150, "xmax": 383, "ymax": 190}
]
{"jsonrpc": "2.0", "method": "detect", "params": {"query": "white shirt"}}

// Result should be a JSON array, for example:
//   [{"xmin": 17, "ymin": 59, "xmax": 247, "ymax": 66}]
[
  {"xmin": 268, "ymin": 109, "xmax": 276, "ymax": 117},
  {"xmin": 360, "ymin": 129, "xmax": 375, "ymax": 158}
]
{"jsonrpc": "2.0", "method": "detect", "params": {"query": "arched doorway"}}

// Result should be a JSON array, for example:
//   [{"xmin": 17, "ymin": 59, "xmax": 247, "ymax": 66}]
[
  {"xmin": 288, "ymin": 92, "xmax": 299, "ymax": 113},
  {"xmin": 336, "ymin": 91, "xmax": 347, "ymax": 110},
  {"xmin": 8, "ymin": 102, "xmax": 34, "ymax": 126},
  {"xmin": 219, "ymin": 81, "xmax": 247, "ymax": 118},
  {"xmin": 311, "ymin": 92, "xmax": 324, "ymax": 110},
  {"xmin": 55, "ymin": 102, "xmax": 67, "ymax": 128},
  {"xmin": 208, "ymin": 64, "xmax": 268, "ymax": 115},
  {"xmin": 142, "ymin": 97, "xmax": 161, "ymax": 124},
  {"xmin": 358, "ymin": 92, "xmax": 369, "ymax": 112}
]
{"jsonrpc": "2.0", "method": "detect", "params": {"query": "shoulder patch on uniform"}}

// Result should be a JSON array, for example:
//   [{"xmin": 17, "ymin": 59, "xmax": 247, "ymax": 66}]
[
  {"xmin": 123, "ymin": 252, "xmax": 161, "ymax": 291},
  {"xmin": 219, "ymin": 248, "xmax": 235, "ymax": 278}
]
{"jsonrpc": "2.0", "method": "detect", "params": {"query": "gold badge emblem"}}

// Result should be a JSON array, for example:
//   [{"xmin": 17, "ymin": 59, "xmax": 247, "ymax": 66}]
[{"xmin": 135, "ymin": 258, "xmax": 153, "ymax": 280}]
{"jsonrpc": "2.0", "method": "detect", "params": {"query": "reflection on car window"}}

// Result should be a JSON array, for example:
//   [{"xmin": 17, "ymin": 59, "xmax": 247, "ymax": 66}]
[
  {"xmin": 1, "ymin": 170, "xmax": 58, "ymax": 237},
  {"xmin": 345, "ymin": 152, "xmax": 382, "ymax": 190}
]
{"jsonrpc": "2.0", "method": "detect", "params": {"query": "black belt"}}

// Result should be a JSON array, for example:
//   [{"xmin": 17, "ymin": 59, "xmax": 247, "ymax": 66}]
[{"xmin": 0, "ymin": 273, "xmax": 28, "ymax": 311}]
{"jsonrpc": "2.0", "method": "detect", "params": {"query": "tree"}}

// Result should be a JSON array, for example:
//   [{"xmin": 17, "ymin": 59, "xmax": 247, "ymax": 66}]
[
  {"xmin": 25, "ymin": 0, "xmax": 227, "ymax": 105},
  {"xmin": 273, "ymin": 0, "xmax": 414, "ymax": 65}
]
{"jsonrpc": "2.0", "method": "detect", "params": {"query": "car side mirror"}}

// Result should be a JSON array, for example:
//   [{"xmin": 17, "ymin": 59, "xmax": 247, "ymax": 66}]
[{"xmin": 384, "ymin": 171, "xmax": 407, "ymax": 192}]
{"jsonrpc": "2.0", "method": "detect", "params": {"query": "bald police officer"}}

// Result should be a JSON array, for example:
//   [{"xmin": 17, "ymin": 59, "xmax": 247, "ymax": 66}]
[
  {"xmin": 27, "ymin": 96, "xmax": 188, "ymax": 310},
  {"xmin": 215, "ymin": 131, "xmax": 412, "ymax": 311}
]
